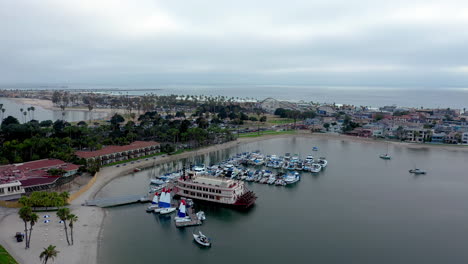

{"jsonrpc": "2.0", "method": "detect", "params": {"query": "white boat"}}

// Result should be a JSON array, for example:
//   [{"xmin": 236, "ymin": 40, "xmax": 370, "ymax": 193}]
[
  {"xmin": 267, "ymin": 176, "xmax": 276, "ymax": 185},
  {"xmin": 193, "ymin": 231, "xmax": 211, "ymax": 247},
  {"xmin": 150, "ymin": 179, "xmax": 166, "ymax": 185},
  {"xmin": 284, "ymin": 172, "xmax": 300, "ymax": 184},
  {"xmin": 379, "ymin": 154, "xmax": 391, "ymax": 160},
  {"xmin": 275, "ymin": 179, "xmax": 286, "ymax": 186},
  {"xmin": 160, "ymin": 207, "xmax": 176, "ymax": 214},
  {"xmin": 380, "ymin": 142, "xmax": 392, "ymax": 159},
  {"xmin": 146, "ymin": 192, "xmax": 160, "ymax": 212},
  {"xmin": 196, "ymin": 211, "xmax": 206, "ymax": 221},
  {"xmin": 310, "ymin": 163, "xmax": 322, "ymax": 173},
  {"xmin": 317, "ymin": 157, "xmax": 328, "ymax": 168},
  {"xmin": 193, "ymin": 164, "xmax": 206, "ymax": 173},
  {"xmin": 155, "ymin": 188, "xmax": 175, "ymax": 213},
  {"xmin": 305, "ymin": 155, "xmax": 314, "ymax": 163}
]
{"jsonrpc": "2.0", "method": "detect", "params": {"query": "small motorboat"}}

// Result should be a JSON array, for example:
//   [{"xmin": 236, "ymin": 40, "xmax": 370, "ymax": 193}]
[
  {"xmin": 317, "ymin": 157, "xmax": 328, "ymax": 168},
  {"xmin": 409, "ymin": 168, "xmax": 426, "ymax": 175},
  {"xmin": 196, "ymin": 211, "xmax": 206, "ymax": 221},
  {"xmin": 159, "ymin": 207, "xmax": 176, "ymax": 214},
  {"xmin": 379, "ymin": 154, "xmax": 391, "ymax": 160},
  {"xmin": 193, "ymin": 231, "xmax": 211, "ymax": 247},
  {"xmin": 309, "ymin": 163, "xmax": 322, "ymax": 173},
  {"xmin": 284, "ymin": 172, "xmax": 300, "ymax": 185},
  {"xmin": 150, "ymin": 179, "xmax": 165, "ymax": 185},
  {"xmin": 134, "ymin": 168, "xmax": 141, "ymax": 172}
]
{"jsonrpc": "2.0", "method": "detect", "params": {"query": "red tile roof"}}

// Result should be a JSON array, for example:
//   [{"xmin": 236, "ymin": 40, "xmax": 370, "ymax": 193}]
[
  {"xmin": 0, "ymin": 159, "xmax": 80, "ymax": 186},
  {"xmin": 75, "ymin": 141, "xmax": 160, "ymax": 159},
  {"xmin": 20, "ymin": 177, "xmax": 59, "ymax": 187}
]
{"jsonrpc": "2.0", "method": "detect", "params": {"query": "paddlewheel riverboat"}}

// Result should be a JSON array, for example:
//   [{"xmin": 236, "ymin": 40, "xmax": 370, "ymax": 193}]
[{"xmin": 174, "ymin": 171, "xmax": 256, "ymax": 209}]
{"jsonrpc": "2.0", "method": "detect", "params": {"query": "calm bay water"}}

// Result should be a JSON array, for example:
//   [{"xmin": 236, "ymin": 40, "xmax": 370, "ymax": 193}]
[
  {"xmin": 99, "ymin": 137, "xmax": 468, "ymax": 264},
  {"xmin": 0, "ymin": 98, "xmax": 107, "ymax": 123}
]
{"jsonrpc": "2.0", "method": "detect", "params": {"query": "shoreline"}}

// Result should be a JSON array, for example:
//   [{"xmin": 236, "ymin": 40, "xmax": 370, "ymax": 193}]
[
  {"xmin": 2, "ymin": 132, "xmax": 468, "ymax": 264},
  {"xmin": 8, "ymin": 97, "xmax": 124, "ymax": 119}
]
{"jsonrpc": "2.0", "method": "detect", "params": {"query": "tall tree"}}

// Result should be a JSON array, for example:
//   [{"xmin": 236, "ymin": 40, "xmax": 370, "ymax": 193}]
[
  {"xmin": 68, "ymin": 214, "xmax": 78, "ymax": 245},
  {"xmin": 18, "ymin": 206, "xmax": 32, "ymax": 249},
  {"xmin": 56, "ymin": 208, "xmax": 71, "ymax": 245},
  {"xmin": 28, "ymin": 213, "xmax": 39, "ymax": 248},
  {"xmin": 39, "ymin": 245, "xmax": 59, "ymax": 264}
]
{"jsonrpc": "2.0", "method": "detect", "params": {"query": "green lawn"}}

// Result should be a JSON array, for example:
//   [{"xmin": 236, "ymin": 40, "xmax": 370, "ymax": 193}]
[
  {"xmin": 268, "ymin": 118, "xmax": 295, "ymax": 124},
  {"xmin": 104, "ymin": 152, "xmax": 166, "ymax": 167},
  {"xmin": 0, "ymin": 245, "xmax": 18, "ymax": 264},
  {"xmin": 239, "ymin": 130, "xmax": 296, "ymax": 138}
]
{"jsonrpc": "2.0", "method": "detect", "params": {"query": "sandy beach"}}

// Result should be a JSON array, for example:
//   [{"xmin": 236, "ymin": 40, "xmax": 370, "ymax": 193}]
[{"xmin": 1, "ymin": 131, "xmax": 468, "ymax": 264}]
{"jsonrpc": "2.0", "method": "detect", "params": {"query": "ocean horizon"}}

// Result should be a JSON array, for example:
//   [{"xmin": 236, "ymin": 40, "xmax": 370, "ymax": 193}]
[{"xmin": 1, "ymin": 84, "xmax": 468, "ymax": 109}]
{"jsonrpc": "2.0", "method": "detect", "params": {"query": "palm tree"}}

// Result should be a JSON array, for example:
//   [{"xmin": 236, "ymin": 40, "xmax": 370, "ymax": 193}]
[
  {"xmin": 31, "ymin": 106, "xmax": 35, "ymax": 120},
  {"xmin": 1, "ymin": 108, "xmax": 5, "ymax": 122},
  {"xmin": 87, "ymin": 104, "xmax": 94, "ymax": 124},
  {"xmin": 28, "ymin": 213, "xmax": 39, "ymax": 247},
  {"xmin": 20, "ymin": 108, "xmax": 24, "ymax": 123},
  {"xmin": 68, "ymin": 214, "xmax": 78, "ymax": 245},
  {"xmin": 23, "ymin": 111, "xmax": 27, "ymax": 123},
  {"xmin": 18, "ymin": 206, "xmax": 32, "ymax": 249},
  {"xmin": 56, "ymin": 208, "xmax": 71, "ymax": 245},
  {"xmin": 39, "ymin": 245, "xmax": 59, "ymax": 264}
]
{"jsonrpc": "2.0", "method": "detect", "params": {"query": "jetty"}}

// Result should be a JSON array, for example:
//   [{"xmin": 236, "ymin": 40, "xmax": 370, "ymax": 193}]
[
  {"xmin": 84, "ymin": 194, "xmax": 150, "ymax": 207},
  {"xmin": 175, "ymin": 207, "xmax": 203, "ymax": 228}
]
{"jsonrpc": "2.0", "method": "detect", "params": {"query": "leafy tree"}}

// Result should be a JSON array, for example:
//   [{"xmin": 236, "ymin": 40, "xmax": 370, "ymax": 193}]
[
  {"xmin": 39, "ymin": 120, "xmax": 53, "ymax": 127},
  {"xmin": 40, "ymin": 245, "xmax": 59, "ymax": 264},
  {"xmin": 110, "ymin": 114, "xmax": 125, "ymax": 125},
  {"xmin": 1, "ymin": 115, "xmax": 19, "ymax": 126},
  {"xmin": 47, "ymin": 168, "xmax": 67, "ymax": 177},
  {"xmin": 259, "ymin": 116, "xmax": 267, "ymax": 122}
]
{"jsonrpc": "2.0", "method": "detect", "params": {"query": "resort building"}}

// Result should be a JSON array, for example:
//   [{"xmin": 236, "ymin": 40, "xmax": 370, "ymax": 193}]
[
  {"xmin": 463, "ymin": 132, "xmax": 468, "ymax": 145},
  {"xmin": 0, "ymin": 181, "xmax": 25, "ymax": 201},
  {"xmin": 0, "ymin": 159, "xmax": 80, "ymax": 195},
  {"xmin": 431, "ymin": 132, "xmax": 446, "ymax": 144},
  {"xmin": 404, "ymin": 128, "xmax": 433, "ymax": 142},
  {"xmin": 76, "ymin": 141, "xmax": 160, "ymax": 165}
]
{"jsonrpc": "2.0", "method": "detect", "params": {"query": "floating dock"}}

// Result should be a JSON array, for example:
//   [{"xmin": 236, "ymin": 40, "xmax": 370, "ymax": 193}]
[
  {"xmin": 84, "ymin": 194, "xmax": 150, "ymax": 207},
  {"xmin": 174, "ymin": 207, "xmax": 203, "ymax": 228}
]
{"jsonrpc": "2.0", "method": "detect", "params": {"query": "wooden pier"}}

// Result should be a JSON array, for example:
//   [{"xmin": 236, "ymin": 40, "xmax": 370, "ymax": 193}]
[
  {"xmin": 84, "ymin": 194, "xmax": 150, "ymax": 207},
  {"xmin": 174, "ymin": 207, "xmax": 203, "ymax": 228}
]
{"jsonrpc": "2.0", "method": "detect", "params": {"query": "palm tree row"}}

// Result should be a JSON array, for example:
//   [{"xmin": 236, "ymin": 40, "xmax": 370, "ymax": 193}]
[
  {"xmin": 18, "ymin": 106, "xmax": 36, "ymax": 123},
  {"xmin": 56, "ymin": 208, "xmax": 78, "ymax": 245},
  {"xmin": 18, "ymin": 206, "xmax": 39, "ymax": 249}
]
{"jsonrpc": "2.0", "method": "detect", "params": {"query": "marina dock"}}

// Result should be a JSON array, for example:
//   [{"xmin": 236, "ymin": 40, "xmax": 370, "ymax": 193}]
[
  {"xmin": 175, "ymin": 207, "xmax": 203, "ymax": 228},
  {"xmin": 84, "ymin": 194, "xmax": 150, "ymax": 207}
]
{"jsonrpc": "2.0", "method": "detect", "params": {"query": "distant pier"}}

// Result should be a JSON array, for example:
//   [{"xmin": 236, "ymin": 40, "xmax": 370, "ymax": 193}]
[{"xmin": 84, "ymin": 194, "xmax": 150, "ymax": 207}]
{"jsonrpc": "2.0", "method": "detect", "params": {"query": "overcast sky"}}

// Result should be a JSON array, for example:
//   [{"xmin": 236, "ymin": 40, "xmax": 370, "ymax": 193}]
[{"xmin": 1, "ymin": 0, "xmax": 468, "ymax": 88}]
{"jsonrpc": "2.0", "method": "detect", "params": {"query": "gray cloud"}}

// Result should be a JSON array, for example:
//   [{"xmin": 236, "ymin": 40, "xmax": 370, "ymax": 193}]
[{"xmin": 1, "ymin": 0, "xmax": 468, "ymax": 88}]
